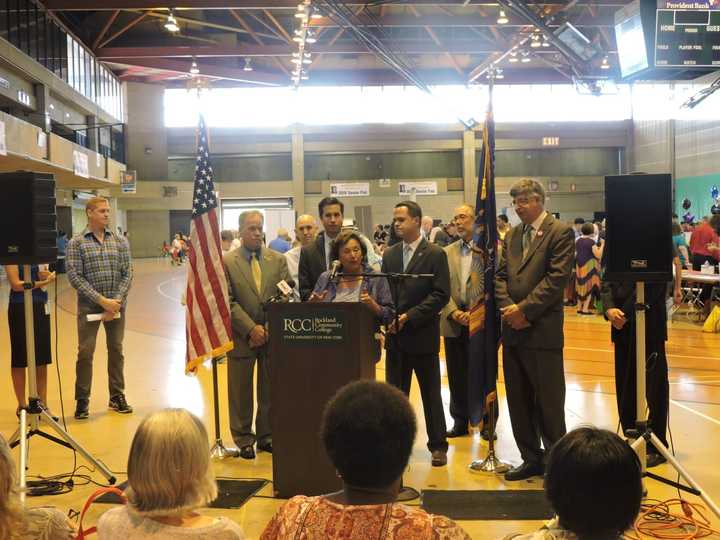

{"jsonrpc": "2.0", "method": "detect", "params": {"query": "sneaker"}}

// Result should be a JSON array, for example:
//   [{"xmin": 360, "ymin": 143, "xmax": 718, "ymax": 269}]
[
  {"xmin": 74, "ymin": 399, "xmax": 89, "ymax": 420},
  {"xmin": 108, "ymin": 394, "xmax": 133, "ymax": 414}
]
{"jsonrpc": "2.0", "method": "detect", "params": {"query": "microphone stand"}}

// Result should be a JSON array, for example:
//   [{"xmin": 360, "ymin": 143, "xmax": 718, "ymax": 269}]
[{"xmin": 338, "ymin": 271, "xmax": 432, "ymax": 502}]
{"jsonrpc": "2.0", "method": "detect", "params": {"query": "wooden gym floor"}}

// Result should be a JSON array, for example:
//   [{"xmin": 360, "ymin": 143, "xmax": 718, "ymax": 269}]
[{"xmin": 1, "ymin": 258, "xmax": 720, "ymax": 539}]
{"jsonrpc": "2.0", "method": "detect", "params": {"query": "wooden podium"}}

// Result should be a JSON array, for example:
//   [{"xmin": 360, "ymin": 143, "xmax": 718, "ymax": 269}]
[{"xmin": 267, "ymin": 302, "xmax": 379, "ymax": 498}]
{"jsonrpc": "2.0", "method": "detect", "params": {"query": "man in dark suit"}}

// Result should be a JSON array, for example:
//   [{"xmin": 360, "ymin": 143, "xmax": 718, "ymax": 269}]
[
  {"xmin": 382, "ymin": 201, "xmax": 451, "ymax": 466},
  {"xmin": 495, "ymin": 179, "xmax": 575, "ymax": 481},
  {"xmin": 600, "ymin": 244, "xmax": 682, "ymax": 468},
  {"xmin": 298, "ymin": 196, "xmax": 379, "ymax": 300}
]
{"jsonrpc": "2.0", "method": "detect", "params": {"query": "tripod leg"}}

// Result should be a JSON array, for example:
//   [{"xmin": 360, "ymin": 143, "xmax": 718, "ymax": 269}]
[
  {"xmin": 647, "ymin": 433, "xmax": 720, "ymax": 519},
  {"xmin": 38, "ymin": 410, "xmax": 116, "ymax": 484},
  {"xmin": 19, "ymin": 409, "xmax": 28, "ymax": 504}
]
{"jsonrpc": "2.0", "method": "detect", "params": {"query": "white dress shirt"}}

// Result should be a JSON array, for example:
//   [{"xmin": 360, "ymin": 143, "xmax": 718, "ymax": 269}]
[
  {"xmin": 526, "ymin": 211, "xmax": 548, "ymax": 243},
  {"xmin": 284, "ymin": 245, "xmax": 301, "ymax": 301},
  {"xmin": 324, "ymin": 232, "xmax": 335, "ymax": 269},
  {"xmin": 402, "ymin": 235, "xmax": 423, "ymax": 271},
  {"xmin": 459, "ymin": 240, "xmax": 473, "ymax": 304}
]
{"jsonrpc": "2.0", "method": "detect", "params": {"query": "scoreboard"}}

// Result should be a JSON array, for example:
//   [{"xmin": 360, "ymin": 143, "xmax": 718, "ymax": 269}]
[{"xmin": 655, "ymin": 2, "xmax": 720, "ymax": 67}]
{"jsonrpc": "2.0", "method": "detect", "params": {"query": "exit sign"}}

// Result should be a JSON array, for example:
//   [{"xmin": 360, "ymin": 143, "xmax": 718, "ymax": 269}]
[{"xmin": 542, "ymin": 137, "xmax": 560, "ymax": 147}]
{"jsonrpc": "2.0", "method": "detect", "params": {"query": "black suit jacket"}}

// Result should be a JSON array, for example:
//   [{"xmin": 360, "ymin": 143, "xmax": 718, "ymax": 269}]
[
  {"xmin": 298, "ymin": 232, "xmax": 328, "ymax": 301},
  {"xmin": 381, "ymin": 238, "xmax": 451, "ymax": 355},
  {"xmin": 495, "ymin": 214, "xmax": 575, "ymax": 349}
]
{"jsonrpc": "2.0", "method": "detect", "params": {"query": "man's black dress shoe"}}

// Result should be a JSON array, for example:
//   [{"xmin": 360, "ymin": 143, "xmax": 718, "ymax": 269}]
[
  {"xmin": 504, "ymin": 461, "xmax": 545, "ymax": 481},
  {"xmin": 446, "ymin": 426, "xmax": 469, "ymax": 438},
  {"xmin": 239, "ymin": 445, "xmax": 255, "ymax": 459},
  {"xmin": 257, "ymin": 440, "xmax": 273, "ymax": 453}
]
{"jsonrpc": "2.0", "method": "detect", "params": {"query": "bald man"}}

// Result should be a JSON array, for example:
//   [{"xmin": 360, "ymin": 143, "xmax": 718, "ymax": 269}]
[{"xmin": 285, "ymin": 215, "xmax": 318, "ymax": 301}]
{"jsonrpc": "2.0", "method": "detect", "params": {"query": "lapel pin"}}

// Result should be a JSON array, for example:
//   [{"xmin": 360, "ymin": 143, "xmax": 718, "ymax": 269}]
[{"xmin": 536, "ymin": 230, "xmax": 544, "ymax": 237}]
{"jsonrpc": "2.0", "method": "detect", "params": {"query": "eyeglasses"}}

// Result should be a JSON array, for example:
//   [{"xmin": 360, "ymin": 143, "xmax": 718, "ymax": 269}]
[{"xmin": 511, "ymin": 197, "xmax": 536, "ymax": 208}]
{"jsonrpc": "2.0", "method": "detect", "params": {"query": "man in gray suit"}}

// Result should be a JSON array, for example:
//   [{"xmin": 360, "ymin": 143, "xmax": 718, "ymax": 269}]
[
  {"xmin": 495, "ymin": 179, "xmax": 575, "ymax": 481},
  {"xmin": 224, "ymin": 210, "xmax": 291, "ymax": 459},
  {"xmin": 440, "ymin": 203, "xmax": 480, "ymax": 438}
]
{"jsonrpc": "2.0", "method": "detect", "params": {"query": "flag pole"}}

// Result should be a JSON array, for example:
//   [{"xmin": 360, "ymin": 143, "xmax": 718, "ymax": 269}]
[
  {"xmin": 186, "ymin": 79, "xmax": 238, "ymax": 459},
  {"xmin": 210, "ymin": 355, "xmax": 239, "ymax": 458},
  {"xmin": 468, "ymin": 69, "xmax": 510, "ymax": 475}
]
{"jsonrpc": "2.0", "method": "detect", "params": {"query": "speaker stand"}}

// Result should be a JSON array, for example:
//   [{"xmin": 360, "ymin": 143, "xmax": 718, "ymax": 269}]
[{"xmin": 8, "ymin": 266, "xmax": 116, "ymax": 493}]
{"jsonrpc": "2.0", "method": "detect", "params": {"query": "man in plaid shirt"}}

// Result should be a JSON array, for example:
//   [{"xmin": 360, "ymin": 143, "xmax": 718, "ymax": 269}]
[{"xmin": 66, "ymin": 197, "xmax": 133, "ymax": 419}]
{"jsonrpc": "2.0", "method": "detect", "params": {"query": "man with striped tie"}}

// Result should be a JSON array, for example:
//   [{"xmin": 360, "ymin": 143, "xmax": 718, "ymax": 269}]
[
  {"xmin": 495, "ymin": 179, "xmax": 575, "ymax": 481},
  {"xmin": 224, "ymin": 210, "xmax": 290, "ymax": 459}
]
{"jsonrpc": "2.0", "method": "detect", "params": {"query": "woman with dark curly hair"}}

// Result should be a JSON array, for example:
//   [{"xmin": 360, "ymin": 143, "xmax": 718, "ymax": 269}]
[
  {"xmin": 506, "ymin": 427, "xmax": 642, "ymax": 540},
  {"xmin": 309, "ymin": 230, "xmax": 394, "ymax": 324},
  {"xmin": 261, "ymin": 381, "xmax": 470, "ymax": 539}
]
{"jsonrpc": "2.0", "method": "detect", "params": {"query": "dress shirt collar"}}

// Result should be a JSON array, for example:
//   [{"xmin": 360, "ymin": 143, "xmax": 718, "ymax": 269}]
[
  {"xmin": 241, "ymin": 245, "xmax": 261, "ymax": 262},
  {"xmin": 402, "ymin": 235, "xmax": 423, "ymax": 253},
  {"xmin": 526, "ymin": 211, "xmax": 548, "ymax": 232}
]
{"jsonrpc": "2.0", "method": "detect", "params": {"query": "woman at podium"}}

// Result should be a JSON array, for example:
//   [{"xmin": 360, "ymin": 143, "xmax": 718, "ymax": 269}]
[{"xmin": 309, "ymin": 230, "xmax": 394, "ymax": 324}]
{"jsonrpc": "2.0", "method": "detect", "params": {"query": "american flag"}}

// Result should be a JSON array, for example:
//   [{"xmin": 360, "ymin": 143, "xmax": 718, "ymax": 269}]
[
  {"xmin": 184, "ymin": 115, "xmax": 234, "ymax": 374},
  {"xmin": 467, "ymin": 87, "xmax": 501, "ymax": 428}
]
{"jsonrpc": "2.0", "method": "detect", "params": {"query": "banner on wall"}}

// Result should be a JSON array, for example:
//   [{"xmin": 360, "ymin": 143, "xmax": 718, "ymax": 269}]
[
  {"xmin": 398, "ymin": 181, "xmax": 437, "ymax": 196},
  {"xmin": 121, "ymin": 170, "xmax": 137, "ymax": 194},
  {"xmin": 0, "ymin": 120, "xmax": 6, "ymax": 156},
  {"xmin": 73, "ymin": 150, "xmax": 89, "ymax": 178},
  {"xmin": 330, "ymin": 182, "xmax": 370, "ymax": 197}
]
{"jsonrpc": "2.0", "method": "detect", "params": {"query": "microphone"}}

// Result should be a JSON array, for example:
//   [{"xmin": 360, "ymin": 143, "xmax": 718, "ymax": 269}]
[
  {"xmin": 328, "ymin": 260, "xmax": 341, "ymax": 281},
  {"xmin": 267, "ymin": 279, "xmax": 296, "ymax": 303}
]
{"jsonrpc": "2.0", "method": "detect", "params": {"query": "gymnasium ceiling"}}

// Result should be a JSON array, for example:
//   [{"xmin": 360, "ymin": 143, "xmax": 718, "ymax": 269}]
[{"xmin": 42, "ymin": 0, "xmax": 648, "ymax": 88}]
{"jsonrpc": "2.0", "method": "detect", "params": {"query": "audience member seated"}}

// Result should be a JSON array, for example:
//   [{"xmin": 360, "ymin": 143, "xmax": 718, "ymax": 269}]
[
  {"xmin": 505, "ymin": 427, "xmax": 642, "ymax": 540},
  {"xmin": 98, "ymin": 408, "xmax": 244, "ymax": 539},
  {"xmin": 260, "ymin": 380, "xmax": 470, "ymax": 540},
  {"xmin": 0, "ymin": 434, "xmax": 75, "ymax": 539}
]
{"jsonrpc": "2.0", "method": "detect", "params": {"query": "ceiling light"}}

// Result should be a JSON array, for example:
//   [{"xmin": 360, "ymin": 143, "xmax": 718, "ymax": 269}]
[
  {"xmin": 601, "ymin": 56, "xmax": 610, "ymax": 69},
  {"xmin": 508, "ymin": 51, "xmax": 518, "ymax": 63},
  {"xmin": 164, "ymin": 10, "xmax": 180, "ymax": 33},
  {"xmin": 497, "ymin": 10, "xmax": 508, "ymax": 24},
  {"xmin": 295, "ymin": 11, "xmax": 308, "ymax": 19},
  {"xmin": 189, "ymin": 58, "xmax": 199, "ymax": 75},
  {"xmin": 300, "ymin": 71, "xmax": 309, "ymax": 80},
  {"xmin": 495, "ymin": 68, "xmax": 504, "ymax": 79},
  {"xmin": 297, "ymin": 3, "xmax": 305, "ymax": 10},
  {"xmin": 530, "ymin": 34, "xmax": 541, "ymax": 48},
  {"xmin": 302, "ymin": 56, "xmax": 312, "ymax": 64},
  {"xmin": 305, "ymin": 32, "xmax": 317, "ymax": 43},
  {"xmin": 542, "ymin": 35, "xmax": 550, "ymax": 47},
  {"xmin": 520, "ymin": 50, "xmax": 531, "ymax": 63},
  {"xmin": 293, "ymin": 35, "xmax": 303, "ymax": 42},
  {"xmin": 243, "ymin": 58, "xmax": 253, "ymax": 71},
  {"xmin": 291, "ymin": 57, "xmax": 302, "ymax": 64},
  {"xmin": 311, "ymin": 9, "xmax": 322, "ymax": 19}
]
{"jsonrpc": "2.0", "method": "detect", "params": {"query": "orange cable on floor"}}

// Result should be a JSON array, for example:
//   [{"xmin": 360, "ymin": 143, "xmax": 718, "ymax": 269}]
[{"xmin": 623, "ymin": 499, "xmax": 720, "ymax": 540}]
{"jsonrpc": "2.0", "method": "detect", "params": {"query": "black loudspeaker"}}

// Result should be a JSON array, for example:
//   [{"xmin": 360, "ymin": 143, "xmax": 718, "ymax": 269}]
[
  {"xmin": 0, "ymin": 171, "xmax": 57, "ymax": 264},
  {"xmin": 604, "ymin": 173, "xmax": 673, "ymax": 282}
]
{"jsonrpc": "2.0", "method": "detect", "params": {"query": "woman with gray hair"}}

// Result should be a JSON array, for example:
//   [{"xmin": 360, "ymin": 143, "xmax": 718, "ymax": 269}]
[
  {"xmin": 98, "ymin": 408, "xmax": 244, "ymax": 539},
  {"xmin": 0, "ymin": 434, "xmax": 74, "ymax": 539}
]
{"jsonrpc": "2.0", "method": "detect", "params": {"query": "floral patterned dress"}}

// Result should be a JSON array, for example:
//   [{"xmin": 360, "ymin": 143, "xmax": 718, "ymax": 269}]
[{"xmin": 260, "ymin": 496, "xmax": 471, "ymax": 540}]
